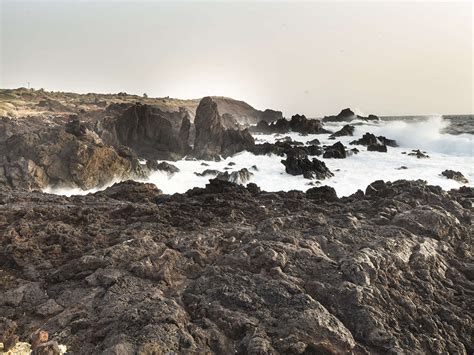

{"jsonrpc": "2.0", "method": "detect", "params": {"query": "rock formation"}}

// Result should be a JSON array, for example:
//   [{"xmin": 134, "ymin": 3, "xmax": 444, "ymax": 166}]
[
  {"xmin": 281, "ymin": 156, "xmax": 334, "ymax": 179},
  {"xmin": 193, "ymin": 97, "xmax": 254, "ymax": 160},
  {"xmin": 329, "ymin": 124, "xmax": 355, "ymax": 138},
  {"xmin": 442, "ymin": 169, "xmax": 469, "ymax": 184},
  {"xmin": 108, "ymin": 104, "xmax": 191, "ymax": 161},
  {"xmin": 323, "ymin": 141, "xmax": 347, "ymax": 159},
  {"xmin": 323, "ymin": 109, "xmax": 380, "ymax": 122},
  {"xmin": 0, "ymin": 179, "xmax": 472, "ymax": 354},
  {"xmin": 0, "ymin": 120, "xmax": 147, "ymax": 190},
  {"xmin": 252, "ymin": 114, "xmax": 329, "ymax": 134}
]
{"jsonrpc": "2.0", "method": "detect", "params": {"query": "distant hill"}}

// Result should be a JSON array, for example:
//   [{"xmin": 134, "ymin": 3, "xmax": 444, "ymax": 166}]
[{"xmin": 0, "ymin": 88, "xmax": 282, "ymax": 125}]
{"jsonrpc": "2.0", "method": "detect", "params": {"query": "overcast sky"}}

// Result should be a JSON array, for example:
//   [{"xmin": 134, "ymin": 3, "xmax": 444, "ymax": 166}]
[{"xmin": 1, "ymin": 0, "xmax": 472, "ymax": 116}]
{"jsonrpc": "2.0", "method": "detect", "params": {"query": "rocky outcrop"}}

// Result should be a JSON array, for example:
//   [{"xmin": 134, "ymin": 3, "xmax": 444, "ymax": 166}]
[
  {"xmin": 217, "ymin": 168, "xmax": 253, "ymax": 184},
  {"xmin": 0, "ymin": 179, "xmax": 471, "ymax": 354},
  {"xmin": 281, "ymin": 156, "xmax": 334, "ymax": 179},
  {"xmin": 323, "ymin": 141, "xmax": 347, "ymax": 159},
  {"xmin": 146, "ymin": 161, "xmax": 180, "ymax": 175},
  {"xmin": 0, "ymin": 120, "xmax": 147, "ymax": 190},
  {"xmin": 350, "ymin": 132, "xmax": 397, "ymax": 147},
  {"xmin": 323, "ymin": 108, "xmax": 380, "ymax": 122},
  {"xmin": 442, "ymin": 170, "xmax": 469, "ymax": 184},
  {"xmin": 251, "ymin": 114, "xmax": 329, "ymax": 135},
  {"xmin": 329, "ymin": 124, "xmax": 355, "ymax": 138},
  {"xmin": 107, "ymin": 104, "xmax": 191, "ymax": 161},
  {"xmin": 193, "ymin": 97, "xmax": 254, "ymax": 160}
]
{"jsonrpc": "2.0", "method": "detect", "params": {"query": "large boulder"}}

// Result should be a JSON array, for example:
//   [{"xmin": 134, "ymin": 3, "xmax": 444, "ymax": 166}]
[
  {"xmin": 281, "ymin": 156, "xmax": 334, "ymax": 179},
  {"xmin": 350, "ymin": 132, "xmax": 397, "ymax": 147},
  {"xmin": 0, "ymin": 120, "xmax": 147, "ymax": 191},
  {"xmin": 442, "ymin": 170, "xmax": 469, "ymax": 184},
  {"xmin": 323, "ymin": 142, "xmax": 347, "ymax": 159},
  {"xmin": 108, "ymin": 104, "xmax": 191, "ymax": 161},
  {"xmin": 193, "ymin": 97, "xmax": 254, "ymax": 160}
]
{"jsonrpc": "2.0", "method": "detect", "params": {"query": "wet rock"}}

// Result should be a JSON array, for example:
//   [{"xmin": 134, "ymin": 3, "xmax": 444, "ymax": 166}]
[
  {"xmin": 93, "ymin": 180, "xmax": 162, "ymax": 202},
  {"xmin": 408, "ymin": 149, "xmax": 430, "ymax": 158},
  {"xmin": 329, "ymin": 124, "xmax": 355, "ymax": 138},
  {"xmin": 442, "ymin": 170, "xmax": 468, "ymax": 184},
  {"xmin": 323, "ymin": 141, "xmax": 347, "ymax": 159},
  {"xmin": 281, "ymin": 156, "xmax": 334, "ymax": 179},
  {"xmin": 350, "ymin": 132, "xmax": 397, "ymax": 147},
  {"xmin": 147, "ymin": 161, "xmax": 180, "ymax": 174},
  {"xmin": 194, "ymin": 169, "xmax": 221, "ymax": 177},
  {"xmin": 217, "ymin": 168, "xmax": 253, "ymax": 184},
  {"xmin": 367, "ymin": 143, "xmax": 387, "ymax": 152}
]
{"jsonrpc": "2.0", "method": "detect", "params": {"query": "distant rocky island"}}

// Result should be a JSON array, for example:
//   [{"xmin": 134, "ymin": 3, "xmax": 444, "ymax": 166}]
[{"xmin": 0, "ymin": 88, "xmax": 472, "ymax": 354}]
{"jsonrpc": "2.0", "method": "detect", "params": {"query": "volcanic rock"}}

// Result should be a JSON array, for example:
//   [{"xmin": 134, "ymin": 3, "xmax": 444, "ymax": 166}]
[
  {"xmin": 281, "ymin": 156, "xmax": 334, "ymax": 179},
  {"xmin": 251, "ymin": 115, "xmax": 329, "ymax": 135},
  {"xmin": 217, "ymin": 168, "xmax": 253, "ymax": 184},
  {"xmin": 0, "ymin": 179, "xmax": 472, "ymax": 354},
  {"xmin": 193, "ymin": 97, "xmax": 254, "ymax": 160},
  {"xmin": 367, "ymin": 144, "xmax": 388, "ymax": 152},
  {"xmin": 350, "ymin": 132, "xmax": 397, "ymax": 147},
  {"xmin": 442, "ymin": 170, "xmax": 469, "ymax": 184},
  {"xmin": 329, "ymin": 124, "xmax": 355, "ymax": 138},
  {"xmin": 108, "ymin": 103, "xmax": 191, "ymax": 161},
  {"xmin": 147, "ymin": 161, "xmax": 180, "ymax": 174},
  {"xmin": 323, "ymin": 141, "xmax": 347, "ymax": 159},
  {"xmin": 408, "ymin": 149, "xmax": 430, "ymax": 158}
]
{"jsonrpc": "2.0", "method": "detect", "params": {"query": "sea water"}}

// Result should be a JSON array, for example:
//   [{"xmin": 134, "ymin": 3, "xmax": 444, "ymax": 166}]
[{"xmin": 45, "ymin": 115, "xmax": 473, "ymax": 197}]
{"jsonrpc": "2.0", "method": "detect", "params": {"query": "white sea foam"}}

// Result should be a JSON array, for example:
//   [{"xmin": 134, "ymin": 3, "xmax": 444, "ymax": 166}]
[{"xmin": 43, "ymin": 117, "xmax": 474, "ymax": 197}]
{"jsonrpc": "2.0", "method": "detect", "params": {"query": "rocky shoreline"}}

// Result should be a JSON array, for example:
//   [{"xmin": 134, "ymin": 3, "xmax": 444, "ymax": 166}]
[
  {"xmin": 0, "ymin": 88, "xmax": 472, "ymax": 354},
  {"xmin": 0, "ymin": 178, "xmax": 473, "ymax": 354}
]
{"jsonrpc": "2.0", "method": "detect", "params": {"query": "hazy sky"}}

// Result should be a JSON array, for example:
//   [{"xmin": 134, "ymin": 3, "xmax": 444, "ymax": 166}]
[{"xmin": 1, "ymin": 0, "xmax": 472, "ymax": 116}]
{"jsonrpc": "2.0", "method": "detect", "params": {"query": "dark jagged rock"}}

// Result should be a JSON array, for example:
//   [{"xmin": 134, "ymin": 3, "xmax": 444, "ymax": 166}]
[
  {"xmin": 281, "ymin": 156, "xmax": 334, "ymax": 179},
  {"xmin": 350, "ymin": 132, "xmax": 397, "ymax": 147},
  {"xmin": 217, "ymin": 168, "xmax": 253, "ymax": 184},
  {"xmin": 0, "ymin": 179, "xmax": 471, "ymax": 354},
  {"xmin": 251, "ymin": 114, "xmax": 329, "ymax": 135},
  {"xmin": 108, "ymin": 103, "xmax": 191, "ymax": 161},
  {"xmin": 329, "ymin": 124, "xmax": 355, "ymax": 138},
  {"xmin": 193, "ymin": 97, "xmax": 255, "ymax": 160},
  {"xmin": 408, "ymin": 149, "xmax": 430, "ymax": 158},
  {"xmin": 323, "ymin": 141, "xmax": 347, "ymax": 159},
  {"xmin": 442, "ymin": 170, "xmax": 468, "ymax": 184}
]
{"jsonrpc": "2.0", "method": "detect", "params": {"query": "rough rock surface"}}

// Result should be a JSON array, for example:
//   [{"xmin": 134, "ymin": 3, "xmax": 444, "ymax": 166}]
[
  {"xmin": 323, "ymin": 142, "xmax": 347, "ymax": 159},
  {"xmin": 0, "ymin": 120, "xmax": 147, "ymax": 191},
  {"xmin": 329, "ymin": 124, "xmax": 355, "ymax": 138},
  {"xmin": 350, "ymin": 132, "xmax": 398, "ymax": 147},
  {"xmin": 281, "ymin": 156, "xmax": 334, "ymax": 179},
  {"xmin": 0, "ymin": 179, "xmax": 472, "ymax": 354},
  {"xmin": 193, "ymin": 97, "xmax": 255, "ymax": 160},
  {"xmin": 106, "ymin": 104, "xmax": 191, "ymax": 161},
  {"xmin": 251, "ymin": 115, "xmax": 329, "ymax": 135},
  {"xmin": 442, "ymin": 170, "xmax": 469, "ymax": 184}
]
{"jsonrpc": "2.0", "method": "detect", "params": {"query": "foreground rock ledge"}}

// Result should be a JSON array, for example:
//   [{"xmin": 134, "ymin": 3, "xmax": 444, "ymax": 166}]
[{"xmin": 0, "ymin": 179, "xmax": 472, "ymax": 354}]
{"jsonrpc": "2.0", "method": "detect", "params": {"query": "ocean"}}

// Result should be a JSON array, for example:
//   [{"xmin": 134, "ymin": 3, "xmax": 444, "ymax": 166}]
[{"xmin": 45, "ymin": 115, "xmax": 474, "ymax": 197}]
